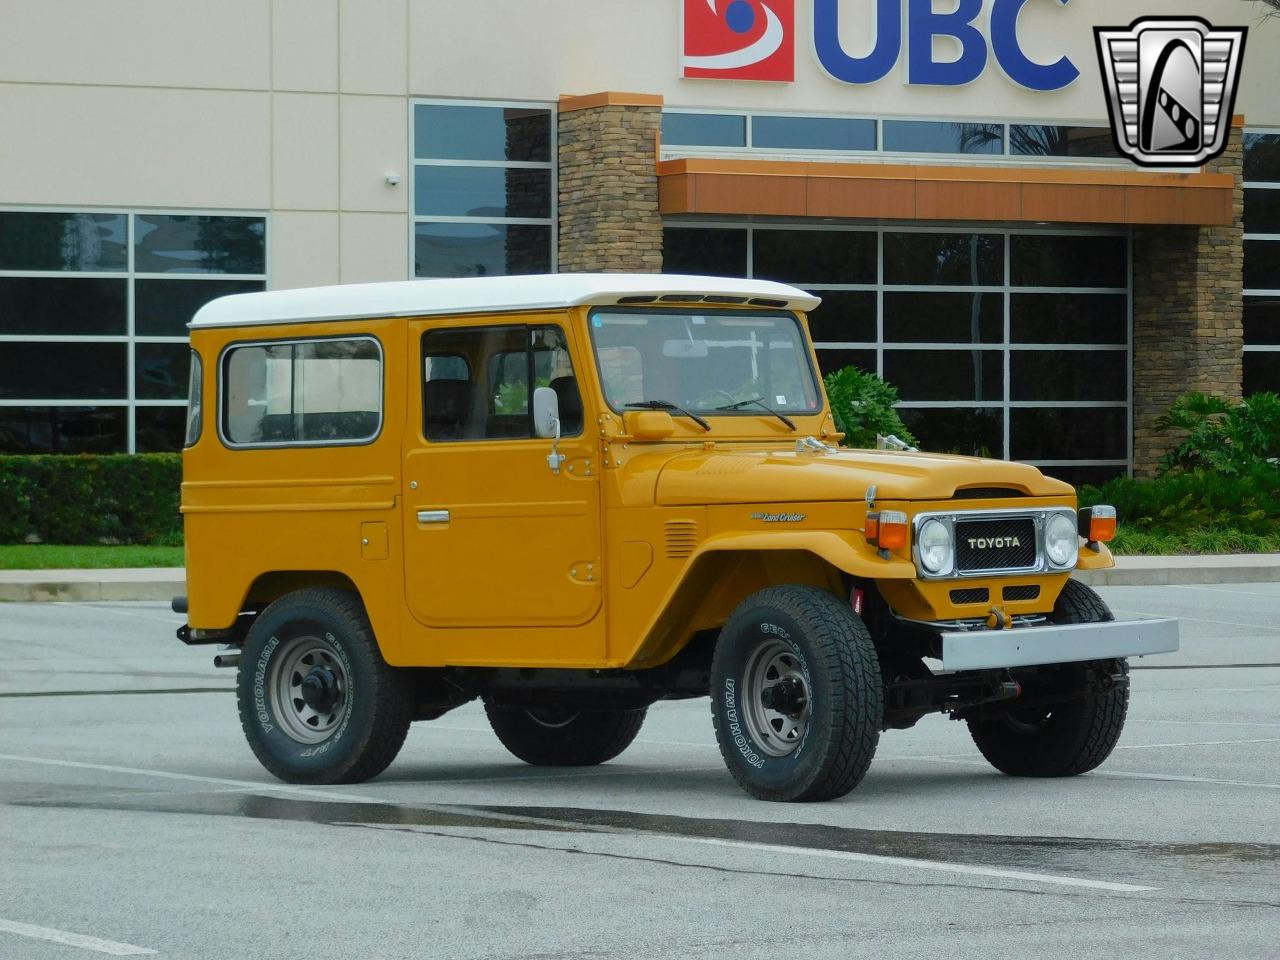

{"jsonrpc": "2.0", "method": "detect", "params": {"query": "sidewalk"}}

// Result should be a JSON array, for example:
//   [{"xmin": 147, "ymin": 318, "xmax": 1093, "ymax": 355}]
[{"xmin": 2, "ymin": 555, "xmax": 1280, "ymax": 602}]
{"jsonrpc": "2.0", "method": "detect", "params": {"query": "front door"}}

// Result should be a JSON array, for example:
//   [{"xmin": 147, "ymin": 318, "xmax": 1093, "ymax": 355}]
[{"xmin": 402, "ymin": 319, "xmax": 601, "ymax": 628}]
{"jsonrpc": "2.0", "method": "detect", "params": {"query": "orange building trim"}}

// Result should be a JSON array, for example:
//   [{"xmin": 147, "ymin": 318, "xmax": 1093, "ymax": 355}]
[
  {"xmin": 559, "ymin": 92, "xmax": 664, "ymax": 113},
  {"xmin": 657, "ymin": 157, "xmax": 1234, "ymax": 226}
]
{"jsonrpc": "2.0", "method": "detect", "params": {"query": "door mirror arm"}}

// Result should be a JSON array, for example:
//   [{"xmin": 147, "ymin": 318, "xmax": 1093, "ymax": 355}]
[{"xmin": 546, "ymin": 417, "xmax": 565, "ymax": 475}]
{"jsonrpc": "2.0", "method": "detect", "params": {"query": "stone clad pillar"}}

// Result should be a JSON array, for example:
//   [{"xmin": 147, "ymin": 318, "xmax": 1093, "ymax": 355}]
[
  {"xmin": 557, "ymin": 92, "xmax": 664, "ymax": 274},
  {"xmin": 1131, "ymin": 123, "xmax": 1245, "ymax": 477}
]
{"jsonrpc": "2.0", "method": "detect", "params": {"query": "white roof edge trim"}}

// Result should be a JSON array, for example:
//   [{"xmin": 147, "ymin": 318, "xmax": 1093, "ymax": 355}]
[{"xmin": 189, "ymin": 274, "xmax": 822, "ymax": 329}]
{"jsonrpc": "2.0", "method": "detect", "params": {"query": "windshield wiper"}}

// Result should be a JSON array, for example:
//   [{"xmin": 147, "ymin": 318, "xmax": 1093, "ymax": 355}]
[
  {"xmin": 625, "ymin": 400, "xmax": 711, "ymax": 432},
  {"xmin": 714, "ymin": 397, "xmax": 797, "ymax": 431}
]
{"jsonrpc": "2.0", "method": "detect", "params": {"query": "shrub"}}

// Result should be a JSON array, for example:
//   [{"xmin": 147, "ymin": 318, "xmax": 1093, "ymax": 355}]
[
  {"xmin": 823, "ymin": 366, "xmax": 918, "ymax": 450},
  {"xmin": 1157, "ymin": 390, "xmax": 1280, "ymax": 475},
  {"xmin": 1078, "ymin": 463, "xmax": 1280, "ymax": 536},
  {"xmin": 0, "ymin": 454, "xmax": 182, "ymax": 545}
]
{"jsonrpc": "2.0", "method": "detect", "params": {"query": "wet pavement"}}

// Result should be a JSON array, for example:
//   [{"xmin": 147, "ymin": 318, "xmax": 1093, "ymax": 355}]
[{"xmin": 1, "ymin": 591, "xmax": 1278, "ymax": 959}]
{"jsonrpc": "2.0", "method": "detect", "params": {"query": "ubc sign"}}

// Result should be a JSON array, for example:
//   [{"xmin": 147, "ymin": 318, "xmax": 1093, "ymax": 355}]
[{"xmin": 683, "ymin": 0, "xmax": 1080, "ymax": 91}]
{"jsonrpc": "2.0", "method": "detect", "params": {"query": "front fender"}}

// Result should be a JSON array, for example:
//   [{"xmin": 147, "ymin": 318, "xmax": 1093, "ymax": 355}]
[{"xmin": 692, "ymin": 529, "xmax": 916, "ymax": 580}]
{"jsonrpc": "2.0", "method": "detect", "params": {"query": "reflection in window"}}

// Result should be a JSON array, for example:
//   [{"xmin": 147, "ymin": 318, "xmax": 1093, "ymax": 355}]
[
  {"xmin": 135, "ymin": 279, "xmax": 265, "ymax": 337},
  {"xmin": 899, "ymin": 408, "xmax": 1003, "ymax": 459},
  {"xmin": 883, "ymin": 292, "xmax": 1002, "ymax": 343},
  {"xmin": 1245, "ymin": 240, "xmax": 1280, "ymax": 291},
  {"xmin": 883, "ymin": 233, "xmax": 1003, "ymax": 286},
  {"xmin": 1244, "ymin": 133, "xmax": 1280, "ymax": 183},
  {"xmin": 806, "ymin": 291, "xmax": 877, "ymax": 344},
  {"xmin": 663, "ymin": 228, "xmax": 748, "ymax": 277},
  {"xmin": 1012, "ymin": 407, "xmax": 1127, "ymax": 461},
  {"xmin": 883, "ymin": 349, "xmax": 1003, "ymax": 402},
  {"xmin": 222, "ymin": 339, "xmax": 382, "ymax": 446},
  {"xmin": 754, "ymin": 229, "xmax": 876, "ymax": 285},
  {"xmin": 0, "ymin": 342, "xmax": 128, "ymax": 400},
  {"xmin": 0, "ymin": 212, "xmax": 127, "ymax": 272},
  {"xmin": 1011, "ymin": 234, "xmax": 1127, "ymax": 288},
  {"xmin": 1011, "ymin": 350, "xmax": 1127, "ymax": 402},
  {"xmin": 1009, "ymin": 125, "xmax": 1119, "ymax": 158},
  {"xmin": 662, "ymin": 113, "xmax": 746, "ymax": 148},
  {"xmin": 136, "ymin": 343, "xmax": 192, "ymax": 401},
  {"xmin": 0, "ymin": 406, "xmax": 127, "ymax": 454},
  {"xmin": 413, "ymin": 100, "xmax": 555, "ymax": 278},
  {"xmin": 0, "ymin": 278, "xmax": 127, "ymax": 336},
  {"xmin": 134, "ymin": 215, "xmax": 266, "ymax": 274},
  {"xmin": 752, "ymin": 115, "xmax": 874, "ymax": 151},
  {"xmin": 882, "ymin": 121, "xmax": 1003, "ymax": 155}
]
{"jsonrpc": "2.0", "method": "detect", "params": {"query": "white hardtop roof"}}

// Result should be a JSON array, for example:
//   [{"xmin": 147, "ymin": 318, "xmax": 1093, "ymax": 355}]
[{"xmin": 189, "ymin": 274, "xmax": 822, "ymax": 329}]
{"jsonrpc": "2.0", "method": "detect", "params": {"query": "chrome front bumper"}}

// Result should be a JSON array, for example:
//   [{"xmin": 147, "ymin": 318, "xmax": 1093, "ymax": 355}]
[{"xmin": 939, "ymin": 618, "xmax": 1179, "ymax": 672}]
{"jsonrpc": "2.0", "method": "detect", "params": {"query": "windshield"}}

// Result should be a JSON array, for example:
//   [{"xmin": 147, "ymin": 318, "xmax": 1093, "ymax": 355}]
[{"xmin": 589, "ymin": 309, "xmax": 821, "ymax": 416}]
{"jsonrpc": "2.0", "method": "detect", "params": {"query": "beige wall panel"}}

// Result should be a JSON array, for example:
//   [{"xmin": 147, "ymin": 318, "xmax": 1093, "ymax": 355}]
[
  {"xmin": 0, "ymin": 84, "xmax": 270, "ymax": 209},
  {"xmin": 271, "ymin": 211, "xmax": 340, "ymax": 289},
  {"xmin": 0, "ymin": 0, "xmax": 269, "ymax": 90},
  {"xmin": 340, "ymin": 212, "xmax": 408, "ymax": 284},
  {"xmin": 274, "ymin": 0, "xmax": 339, "ymax": 92},
  {"xmin": 273, "ymin": 93, "xmax": 340, "ymax": 210},
  {"xmin": 407, "ymin": 0, "xmax": 1280, "ymax": 127},
  {"xmin": 340, "ymin": 0, "xmax": 407, "ymax": 95},
  {"xmin": 340, "ymin": 96, "xmax": 409, "ymax": 213}
]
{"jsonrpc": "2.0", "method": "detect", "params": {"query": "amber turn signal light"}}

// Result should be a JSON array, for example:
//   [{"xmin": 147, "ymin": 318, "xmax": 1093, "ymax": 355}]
[
  {"xmin": 1079, "ymin": 505, "xmax": 1117, "ymax": 543},
  {"xmin": 869, "ymin": 510, "xmax": 909, "ymax": 551}
]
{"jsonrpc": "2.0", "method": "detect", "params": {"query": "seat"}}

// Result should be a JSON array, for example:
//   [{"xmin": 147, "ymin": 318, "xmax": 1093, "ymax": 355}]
[
  {"xmin": 549, "ymin": 376, "xmax": 583, "ymax": 435},
  {"xmin": 424, "ymin": 379, "xmax": 475, "ymax": 440}
]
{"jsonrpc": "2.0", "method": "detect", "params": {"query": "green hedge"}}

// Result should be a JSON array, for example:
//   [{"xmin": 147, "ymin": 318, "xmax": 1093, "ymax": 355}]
[
  {"xmin": 1078, "ymin": 464, "xmax": 1280, "ymax": 536},
  {"xmin": 0, "ymin": 454, "xmax": 182, "ymax": 546}
]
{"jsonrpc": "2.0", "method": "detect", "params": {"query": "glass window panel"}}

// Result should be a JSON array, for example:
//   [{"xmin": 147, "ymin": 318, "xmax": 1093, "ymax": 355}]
[
  {"xmin": 883, "ymin": 292, "xmax": 1003, "ymax": 343},
  {"xmin": 806, "ymin": 291, "xmax": 877, "ymax": 344},
  {"xmin": 1039, "ymin": 464, "xmax": 1128, "ymax": 489},
  {"xmin": 1245, "ymin": 240, "xmax": 1280, "ymax": 290},
  {"xmin": 1244, "ymin": 190, "xmax": 1280, "ymax": 235},
  {"xmin": 134, "ymin": 215, "xmax": 266, "ymax": 274},
  {"xmin": 883, "ymin": 349, "xmax": 1003, "ymax": 402},
  {"xmin": 413, "ymin": 166, "xmax": 551, "ymax": 219},
  {"xmin": 413, "ymin": 105, "xmax": 550, "ymax": 163},
  {"xmin": 1244, "ymin": 296, "xmax": 1280, "ymax": 346},
  {"xmin": 752, "ymin": 115, "xmax": 875, "ymax": 151},
  {"xmin": 135, "ymin": 279, "xmax": 265, "ymax": 337},
  {"xmin": 1244, "ymin": 133, "xmax": 1280, "ymax": 183},
  {"xmin": 1009, "ymin": 125, "xmax": 1120, "ymax": 159},
  {"xmin": 1011, "ymin": 234, "xmax": 1126, "ymax": 288},
  {"xmin": 661, "ymin": 112, "xmax": 746, "ymax": 148},
  {"xmin": 135, "ymin": 406, "xmax": 188, "ymax": 453},
  {"xmin": 0, "ymin": 342, "xmax": 126, "ymax": 399},
  {"xmin": 1012, "ymin": 407, "xmax": 1127, "ymax": 461},
  {"xmin": 136, "ymin": 343, "xmax": 191, "ymax": 400},
  {"xmin": 0, "ymin": 278, "xmax": 126, "ymax": 335},
  {"xmin": 1011, "ymin": 350, "xmax": 1127, "ymax": 401},
  {"xmin": 882, "ymin": 120, "xmax": 1003, "ymax": 155},
  {"xmin": 0, "ymin": 406, "xmax": 127, "ymax": 454},
  {"xmin": 1244, "ymin": 351, "xmax": 1280, "ymax": 395},
  {"xmin": 883, "ymin": 232, "xmax": 1003, "ymax": 286},
  {"xmin": 0, "ymin": 212, "xmax": 127, "ymax": 272},
  {"xmin": 898, "ymin": 407, "xmax": 1004, "ymax": 458},
  {"xmin": 222, "ymin": 338, "xmax": 382, "ymax": 446},
  {"xmin": 816, "ymin": 348, "xmax": 876, "ymax": 378},
  {"xmin": 662, "ymin": 228, "xmax": 748, "ymax": 276},
  {"xmin": 753, "ymin": 229, "xmax": 876, "ymax": 284},
  {"xmin": 414, "ymin": 222, "xmax": 551, "ymax": 278},
  {"xmin": 1010, "ymin": 293, "xmax": 1127, "ymax": 345}
]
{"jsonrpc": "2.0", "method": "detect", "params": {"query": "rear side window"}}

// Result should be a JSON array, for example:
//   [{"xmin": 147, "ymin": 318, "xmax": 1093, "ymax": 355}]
[{"xmin": 221, "ymin": 337, "xmax": 382, "ymax": 447}]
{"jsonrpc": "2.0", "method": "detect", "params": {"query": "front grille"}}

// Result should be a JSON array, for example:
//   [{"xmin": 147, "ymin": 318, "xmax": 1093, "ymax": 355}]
[
  {"xmin": 955, "ymin": 516, "xmax": 1038, "ymax": 573},
  {"xmin": 1003, "ymin": 585, "xmax": 1041, "ymax": 602},
  {"xmin": 950, "ymin": 588, "xmax": 990, "ymax": 605}
]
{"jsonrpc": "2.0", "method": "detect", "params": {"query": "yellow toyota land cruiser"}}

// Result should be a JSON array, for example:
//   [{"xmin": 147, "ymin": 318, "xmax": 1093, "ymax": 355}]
[{"xmin": 176, "ymin": 274, "xmax": 1178, "ymax": 802}]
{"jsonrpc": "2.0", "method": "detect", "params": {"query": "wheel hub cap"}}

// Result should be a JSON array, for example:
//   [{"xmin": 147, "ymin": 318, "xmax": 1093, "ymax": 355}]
[
  {"xmin": 300, "ymin": 666, "xmax": 340, "ymax": 713},
  {"xmin": 742, "ymin": 640, "xmax": 812, "ymax": 758},
  {"xmin": 268, "ymin": 636, "xmax": 350, "ymax": 744}
]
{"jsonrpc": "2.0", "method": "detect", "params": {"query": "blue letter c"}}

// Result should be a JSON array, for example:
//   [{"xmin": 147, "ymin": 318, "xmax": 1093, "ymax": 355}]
[{"xmin": 991, "ymin": 0, "xmax": 1080, "ymax": 91}]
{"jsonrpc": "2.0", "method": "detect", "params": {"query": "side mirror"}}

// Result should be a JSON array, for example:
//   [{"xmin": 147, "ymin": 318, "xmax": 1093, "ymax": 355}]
[
  {"xmin": 629, "ymin": 409, "xmax": 676, "ymax": 441},
  {"xmin": 533, "ymin": 386, "xmax": 560, "ymax": 440}
]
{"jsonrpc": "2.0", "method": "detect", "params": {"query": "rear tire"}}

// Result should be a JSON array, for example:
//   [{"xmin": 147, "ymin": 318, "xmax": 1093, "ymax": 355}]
[
  {"xmin": 967, "ymin": 580, "xmax": 1129, "ymax": 777},
  {"xmin": 237, "ymin": 589, "xmax": 413, "ymax": 785},
  {"xmin": 484, "ymin": 702, "xmax": 647, "ymax": 766},
  {"xmin": 710, "ymin": 585, "xmax": 882, "ymax": 802}
]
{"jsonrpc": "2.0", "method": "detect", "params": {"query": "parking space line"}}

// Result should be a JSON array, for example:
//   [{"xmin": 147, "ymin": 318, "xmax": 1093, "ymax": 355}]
[
  {"xmin": 885, "ymin": 754, "xmax": 1280, "ymax": 788},
  {"xmin": 0, "ymin": 918, "xmax": 155, "ymax": 956},
  {"xmin": 1132, "ymin": 718, "xmax": 1280, "ymax": 728},
  {"xmin": 1115, "ymin": 738, "xmax": 1280, "ymax": 750},
  {"xmin": 1108, "ymin": 608, "xmax": 1280, "ymax": 634},
  {"xmin": 51, "ymin": 602, "xmax": 185, "ymax": 627}
]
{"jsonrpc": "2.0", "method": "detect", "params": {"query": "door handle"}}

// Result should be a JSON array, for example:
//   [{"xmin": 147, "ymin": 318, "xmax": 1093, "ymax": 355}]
[{"xmin": 416, "ymin": 509, "xmax": 450, "ymax": 524}]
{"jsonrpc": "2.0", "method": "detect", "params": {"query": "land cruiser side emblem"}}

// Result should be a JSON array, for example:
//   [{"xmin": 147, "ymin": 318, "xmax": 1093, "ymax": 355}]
[
  {"xmin": 752, "ymin": 512, "xmax": 806, "ymax": 523},
  {"xmin": 969, "ymin": 537, "xmax": 1021, "ymax": 550},
  {"xmin": 1095, "ymin": 17, "xmax": 1246, "ymax": 167}
]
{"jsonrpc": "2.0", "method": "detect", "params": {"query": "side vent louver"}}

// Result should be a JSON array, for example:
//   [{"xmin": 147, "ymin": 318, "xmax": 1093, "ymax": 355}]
[{"xmin": 665, "ymin": 520, "xmax": 700, "ymax": 559}]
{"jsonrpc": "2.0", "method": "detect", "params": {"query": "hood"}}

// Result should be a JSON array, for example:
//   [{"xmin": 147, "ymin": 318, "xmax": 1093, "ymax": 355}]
[{"xmin": 653, "ymin": 447, "xmax": 1073, "ymax": 506}]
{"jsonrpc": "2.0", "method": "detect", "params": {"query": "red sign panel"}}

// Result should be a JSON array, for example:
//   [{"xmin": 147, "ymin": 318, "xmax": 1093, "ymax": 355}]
[{"xmin": 683, "ymin": 0, "xmax": 795, "ymax": 82}]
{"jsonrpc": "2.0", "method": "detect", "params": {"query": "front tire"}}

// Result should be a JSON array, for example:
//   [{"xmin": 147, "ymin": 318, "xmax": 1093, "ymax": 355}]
[
  {"xmin": 237, "ymin": 588, "xmax": 413, "ymax": 784},
  {"xmin": 484, "ymin": 702, "xmax": 647, "ymax": 766},
  {"xmin": 710, "ymin": 585, "xmax": 882, "ymax": 802},
  {"xmin": 967, "ymin": 580, "xmax": 1129, "ymax": 777}
]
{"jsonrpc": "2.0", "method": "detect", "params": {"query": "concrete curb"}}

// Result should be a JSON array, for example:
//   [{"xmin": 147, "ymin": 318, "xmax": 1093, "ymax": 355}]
[
  {"xmin": 0, "ymin": 569, "xmax": 185, "ymax": 603},
  {"xmin": 2, "ymin": 555, "xmax": 1279, "ymax": 601}
]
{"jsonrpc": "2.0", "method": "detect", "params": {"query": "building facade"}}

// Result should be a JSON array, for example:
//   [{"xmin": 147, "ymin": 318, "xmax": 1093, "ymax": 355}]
[{"xmin": 1, "ymin": 0, "xmax": 1277, "ymax": 485}]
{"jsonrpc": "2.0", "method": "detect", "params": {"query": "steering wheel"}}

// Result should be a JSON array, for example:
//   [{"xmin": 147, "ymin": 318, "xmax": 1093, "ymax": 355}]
[{"xmin": 695, "ymin": 389, "xmax": 739, "ymax": 408}]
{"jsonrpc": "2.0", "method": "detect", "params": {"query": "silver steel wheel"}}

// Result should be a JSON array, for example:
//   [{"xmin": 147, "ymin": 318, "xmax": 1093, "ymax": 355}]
[
  {"xmin": 525, "ymin": 706, "xmax": 580, "ymax": 730},
  {"xmin": 742, "ymin": 639, "xmax": 811, "ymax": 757},
  {"xmin": 269, "ymin": 634, "xmax": 349, "ymax": 744}
]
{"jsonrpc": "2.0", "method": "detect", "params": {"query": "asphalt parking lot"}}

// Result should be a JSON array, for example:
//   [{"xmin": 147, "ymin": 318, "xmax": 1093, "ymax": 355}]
[{"xmin": 1, "ymin": 584, "xmax": 1277, "ymax": 960}]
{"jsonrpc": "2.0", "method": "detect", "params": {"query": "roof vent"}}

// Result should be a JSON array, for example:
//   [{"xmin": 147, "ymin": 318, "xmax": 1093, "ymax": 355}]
[
  {"xmin": 748, "ymin": 297, "xmax": 787, "ymax": 308},
  {"xmin": 617, "ymin": 295, "xmax": 658, "ymax": 304}
]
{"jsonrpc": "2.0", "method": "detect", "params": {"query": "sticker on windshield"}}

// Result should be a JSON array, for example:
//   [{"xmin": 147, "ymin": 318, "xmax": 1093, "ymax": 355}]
[
  {"xmin": 592, "ymin": 316, "xmax": 603, "ymax": 327},
  {"xmin": 776, "ymin": 395, "xmax": 787, "ymax": 405}
]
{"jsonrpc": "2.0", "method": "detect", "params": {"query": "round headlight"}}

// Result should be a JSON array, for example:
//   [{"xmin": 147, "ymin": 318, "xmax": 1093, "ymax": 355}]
[
  {"xmin": 1044, "ymin": 513, "xmax": 1079, "ymax": 568},
  {"xmin": 917, "ymin": 519, "xmax": 953, "ymax": 574}
]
